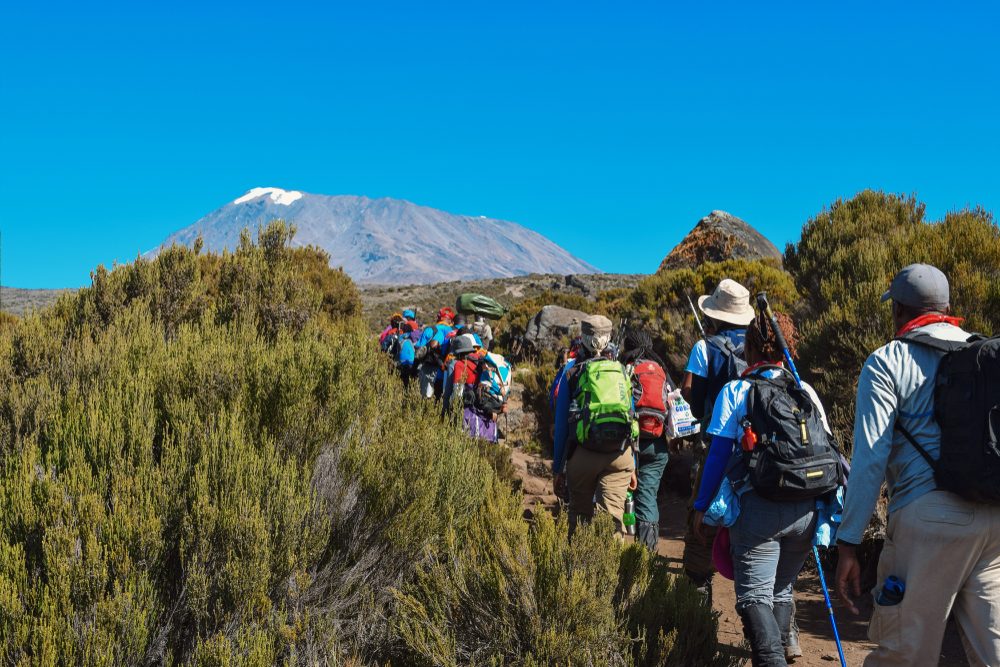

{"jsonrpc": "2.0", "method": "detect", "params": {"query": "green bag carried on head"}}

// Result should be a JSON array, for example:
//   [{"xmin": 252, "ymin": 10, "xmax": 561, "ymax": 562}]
[
  {"xmin": 572, "ymin": 359, "xmax": 639, "ymax": 452},
  {"xmin": 456, "ymin": 293, "xmax": 507, "ymax": 319}
]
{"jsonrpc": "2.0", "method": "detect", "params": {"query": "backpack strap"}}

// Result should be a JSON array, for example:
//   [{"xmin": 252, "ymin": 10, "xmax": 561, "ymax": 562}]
[
  {"xmin": 894, "ymin": 422, "xmax": 940, "ymax": 474},
  {"xmin": 896, "ymin": 330, "xmax": 978, "ymax": 353},
  {"xmin": 706, "ymin": 334, "xmax": 737, "ymax": 359}
]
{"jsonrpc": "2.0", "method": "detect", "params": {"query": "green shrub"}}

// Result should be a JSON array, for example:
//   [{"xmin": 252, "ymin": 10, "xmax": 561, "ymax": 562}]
[
  {"xmin": 0, "ymin": 227, "xmax": 733, "ymax": 666},
  {"xmin": 785, "ymin": 190, "xmax": 1000, "ymax": 449}
]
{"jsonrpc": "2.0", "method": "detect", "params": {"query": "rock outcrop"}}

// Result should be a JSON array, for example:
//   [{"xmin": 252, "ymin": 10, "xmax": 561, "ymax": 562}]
[
  {"xmin": 523, "ymin": 305, "xmax": 590, "ymax": 352},
  {"xmin": 659, "ymin": 210, "xmax": 782, "ymax": 271}
]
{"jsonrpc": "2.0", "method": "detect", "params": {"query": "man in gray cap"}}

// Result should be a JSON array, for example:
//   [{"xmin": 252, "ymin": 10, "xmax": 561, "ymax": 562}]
[
  {"xmin": 552, "ymin": 314, "xmax": 637, "ymax": 537},
  {"xmin": 835, "ymin": 264, "xmax": 1000, "ymax": 665}
]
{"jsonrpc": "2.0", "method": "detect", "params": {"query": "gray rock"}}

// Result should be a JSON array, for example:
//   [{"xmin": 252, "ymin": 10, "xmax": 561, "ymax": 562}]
[{"xmin": 523, "ymin": 305, "xmax": 591, "ymax": 352}]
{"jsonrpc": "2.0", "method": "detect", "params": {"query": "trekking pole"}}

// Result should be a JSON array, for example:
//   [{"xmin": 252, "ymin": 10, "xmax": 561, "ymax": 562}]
[
  {"xmin": 685, "ymin": 291, "xmax": 707, "ymax": 340},
  {"xmin": 755, "ymin": 292, "xmax": 848, "ymax": 667}
]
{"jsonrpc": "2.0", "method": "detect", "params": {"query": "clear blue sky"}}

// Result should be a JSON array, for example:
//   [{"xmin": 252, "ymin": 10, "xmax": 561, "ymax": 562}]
[{"xmin": 1, "ymin": 1, "xmax": 997, "ymax": 288}]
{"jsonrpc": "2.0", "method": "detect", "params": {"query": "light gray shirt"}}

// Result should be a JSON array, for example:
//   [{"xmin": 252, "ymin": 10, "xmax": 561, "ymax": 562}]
[{"xmin": 839, "ymin": 322, "xmax": 972, "ymax": 544}]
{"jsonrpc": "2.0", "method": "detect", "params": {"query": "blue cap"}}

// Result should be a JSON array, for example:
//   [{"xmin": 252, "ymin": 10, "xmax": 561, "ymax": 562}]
[{"xmin": 402, "ymin": 309, "xmax": 415, "ymax": 319}]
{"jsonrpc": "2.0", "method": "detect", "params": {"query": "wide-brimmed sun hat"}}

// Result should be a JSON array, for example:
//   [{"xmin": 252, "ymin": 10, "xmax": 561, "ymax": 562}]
[{"xmin": 698, "ymin": 279, "xmax": 755, "ymax": 326}]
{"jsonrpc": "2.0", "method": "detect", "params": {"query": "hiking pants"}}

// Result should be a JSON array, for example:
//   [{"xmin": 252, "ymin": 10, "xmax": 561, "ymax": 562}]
[
  {"xmin": 863, "ymin": 490, "xmax": 1000, "ymax": 667},
  {"xmin": 566, "ymin": 447, "xmax": 634, "ymax": 536},
  {"xmin": 684, "ymin": 443, "xmax": 717, "ymax": 584},
  {"xmin": 635, "ymin": 437, "xmax": 669, "ymax": 524},
  {"xmin": 463, "ymin": 407, "xmax": 498, "ymax": 443},
  {"xmin": 729, "ymin": 491, "xmax": 816, "ymax": 611}
]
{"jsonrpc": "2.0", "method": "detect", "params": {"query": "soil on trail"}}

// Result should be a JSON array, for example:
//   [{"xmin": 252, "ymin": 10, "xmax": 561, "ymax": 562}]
[{"xmin": 510, "ymin": 444, "xmax": 971, "ymax": 667}]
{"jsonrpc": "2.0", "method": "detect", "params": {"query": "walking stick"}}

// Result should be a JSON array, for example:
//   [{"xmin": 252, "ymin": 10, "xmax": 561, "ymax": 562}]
[{"xmin": 755, "ymin": 292, "xmax": 848, "ymax": 667}]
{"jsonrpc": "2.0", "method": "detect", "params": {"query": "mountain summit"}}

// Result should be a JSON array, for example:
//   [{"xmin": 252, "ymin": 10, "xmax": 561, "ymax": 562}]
[
  {"xmin": 152, "ymin": 188, "xmax": 599, "ymax": 284},
  {"xmin": 658, "ymin": 210, "xmax": 781, "ymax": 271}
]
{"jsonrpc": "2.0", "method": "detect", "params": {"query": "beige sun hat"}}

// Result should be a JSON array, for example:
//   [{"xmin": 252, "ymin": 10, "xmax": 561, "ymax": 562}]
[{"xmin": 697, "ymin": 279, "xmax": 755, "ymax": 326}]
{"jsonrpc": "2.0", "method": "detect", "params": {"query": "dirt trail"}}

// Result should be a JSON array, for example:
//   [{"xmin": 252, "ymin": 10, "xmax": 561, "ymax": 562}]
[{"xmin": 510, "ymin": 443, "xmax": 970, "ymax": 667}]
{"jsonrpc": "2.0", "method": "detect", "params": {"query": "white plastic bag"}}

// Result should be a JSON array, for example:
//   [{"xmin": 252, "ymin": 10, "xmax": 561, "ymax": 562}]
[{"xmin": 665, "ymin": 389, "xmax": 700, "ymax": 439}]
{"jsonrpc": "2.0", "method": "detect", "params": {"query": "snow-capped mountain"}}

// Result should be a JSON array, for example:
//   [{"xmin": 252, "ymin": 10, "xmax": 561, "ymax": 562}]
[{"xmin": 151, "ymin": 188, "xmax": 599, "ymax": 284}]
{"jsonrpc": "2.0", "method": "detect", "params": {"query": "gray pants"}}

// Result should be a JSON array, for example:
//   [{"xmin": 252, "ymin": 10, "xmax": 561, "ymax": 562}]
[
  {"xmin": 418, "ymin": 363, "xmax": 438, "ymax": 399},
  {"xmin": 729, "ymin": 491, "xmax": 816, "ymax": 610}
]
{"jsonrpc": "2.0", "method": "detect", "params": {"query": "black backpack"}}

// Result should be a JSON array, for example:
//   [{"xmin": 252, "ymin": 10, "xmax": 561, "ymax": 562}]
[
  {"xmin": 896, "ymin": 332, "xmax": 1000, "ymax": 504},
  {"xmin": 704, "ymin": 334, "xmax": 748, "ymax": 416},
  {"xmin": 743, "ymin": 366, "xmax": 842, "ymax": 501}
]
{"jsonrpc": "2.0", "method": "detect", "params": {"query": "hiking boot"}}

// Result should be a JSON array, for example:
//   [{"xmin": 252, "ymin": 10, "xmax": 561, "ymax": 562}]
[
  {"xmin": 773, "ymin": 600, "xmax": 802, "ymax": 663},
  {"xmin": 738, "ymin": 603, "xmax": 785, "ymax": 667},
  {"xmin": 684, "ymin": 569, "xmax": 713, "ymax": 605},
  {"xmin": 637, "ymin": 521, "xmax": 659, "ymax": 552}
]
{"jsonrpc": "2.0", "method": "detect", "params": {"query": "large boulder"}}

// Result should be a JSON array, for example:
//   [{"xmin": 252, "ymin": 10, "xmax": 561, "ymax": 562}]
[
  {"xmin": 659, "ymin": 210, "xmax": 782, "ymax": 271},
  {"xmin": 523, "ymin": 305, "xmax": 590, "ymax": 352}
]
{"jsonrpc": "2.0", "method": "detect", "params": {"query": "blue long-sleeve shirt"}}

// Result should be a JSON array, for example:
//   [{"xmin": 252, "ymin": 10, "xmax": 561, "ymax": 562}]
[
  {"xmin": 552, "ymin": 358, "xmax": 578, "ymax": 474},
  {"xmin": 695, "ymin": 435, "xmax": 739, "ymax": 511}
]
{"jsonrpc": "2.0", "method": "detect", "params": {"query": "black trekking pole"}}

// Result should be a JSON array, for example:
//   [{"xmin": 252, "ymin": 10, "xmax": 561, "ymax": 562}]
[
  {"xmin": 755, "ymin": 292, "xmax": 847, "ymax": 667},
  {"xmin": 685, "ymin": 291, "xmax": 707, "ymax": 340}
]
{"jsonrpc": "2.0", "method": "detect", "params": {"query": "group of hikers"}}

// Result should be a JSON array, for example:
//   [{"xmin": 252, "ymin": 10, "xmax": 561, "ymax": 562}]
[
  {"xmin": 379, "ymin": 264, "xmax": 1000, "ymax": 667},
  {"xmin": 379, "ymin": 303, "xmax": 508, "ymax": 443}
]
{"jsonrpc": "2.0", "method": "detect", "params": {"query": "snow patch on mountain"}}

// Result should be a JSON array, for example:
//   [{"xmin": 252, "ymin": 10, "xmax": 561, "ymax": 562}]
[
  {"xmin": 233, "ymin": 187, "xmax": 303, "ymax": 206},
  {"xmin": 153, "ymin": 190, "xmax": 599, "ymax": 284}
]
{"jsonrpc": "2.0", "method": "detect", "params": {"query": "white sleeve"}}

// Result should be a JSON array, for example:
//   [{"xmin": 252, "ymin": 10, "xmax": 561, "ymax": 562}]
[{"xmin": 684, "ymin": 339, "xmax": 709, "ymax": 378}]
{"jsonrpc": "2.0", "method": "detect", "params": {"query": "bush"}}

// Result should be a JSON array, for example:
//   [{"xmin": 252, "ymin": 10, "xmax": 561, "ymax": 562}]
[
  {"xmin": 785, "ymin": 190, "xmax": 1000, "ymax": 449},
  {"xmin": 0, "ymin": 227, "xmax": 733, "ymax": 665}
]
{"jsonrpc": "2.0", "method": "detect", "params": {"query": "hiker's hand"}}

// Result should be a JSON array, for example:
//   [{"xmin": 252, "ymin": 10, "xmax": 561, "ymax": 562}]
[
  {"xmin": 629, "ymin": 471, "xmax": 638, "ymax": 491},
  {"xmin": 553, "ymin": 473, "xmax": 566, "ymax": 497},
  {"xmin": 693, "ymin": 510, "xmax": 706, "ymax": 545},
  {"xmin": 835, "ymin": 544, "xmax": 862, "ymax": 615}
]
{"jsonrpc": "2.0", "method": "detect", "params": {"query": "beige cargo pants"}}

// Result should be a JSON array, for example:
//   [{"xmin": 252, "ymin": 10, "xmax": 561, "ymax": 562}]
[
  {"xmin": 566, "ymin": 446, "xmax": 635, "ymax": 536},
  {"xmin": 864, "ymin": 490, "xmax": 1000, "ymax": 667}
]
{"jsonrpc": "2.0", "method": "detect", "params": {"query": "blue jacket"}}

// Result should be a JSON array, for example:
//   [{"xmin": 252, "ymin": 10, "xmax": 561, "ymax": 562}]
[
  {"xmin": 417, "ymin": 323, "xmax": 454, "ymax": 349},
  {"xmin": 552, "ymin": 358, "xmax": 579, "ymax": 474}
]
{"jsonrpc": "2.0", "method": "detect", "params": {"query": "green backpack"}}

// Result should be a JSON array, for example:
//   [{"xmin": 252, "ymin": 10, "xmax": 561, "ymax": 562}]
[{"xmin": 572, "ymin": 359, "xmax": 639, "ymax": 452}]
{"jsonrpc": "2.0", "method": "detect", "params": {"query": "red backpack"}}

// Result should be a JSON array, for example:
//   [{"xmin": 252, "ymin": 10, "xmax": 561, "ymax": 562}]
[
  {"xmin": 452, "ymin": 357, "xmax": 480, "ymax": 388},
  {"xmin": 633, "ymin": 359, "xmax": 670, "ymax": 438}
]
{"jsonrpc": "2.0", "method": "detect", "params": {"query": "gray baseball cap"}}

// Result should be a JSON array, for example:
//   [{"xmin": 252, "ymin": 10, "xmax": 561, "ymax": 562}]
[{"xmin": 881, "ymin": 263, "xmax": 950, "ymax": 309}]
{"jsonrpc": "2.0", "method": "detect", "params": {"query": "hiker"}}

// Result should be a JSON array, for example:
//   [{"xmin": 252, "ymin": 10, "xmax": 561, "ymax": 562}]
[
  {"xmin": 552, "ymin": 314, "xmax": 638, "ymax": 536},
  {"xmin": 620, "ymin": 328, "xmax": 674, "ymax": 552},
  {"xmin": 681, "ymin": 279, "xmax": 754, "ymax": 598},
  {"xmin": 835, "ymin": 264, "xmax": 1000, "ymax": 666},
  {"xmin": 379, "ymin": 313, "xmax": 404, "ymax": 352},
  {"xmin": 415, "ymin": 307, "xmax": 456, "ymax": 399},
  {"xmin": 396, "ymin": 322, "xmax": 418, "ymax": 388},
  {"xmin": 693, "ymin": 310, "xmax": 841, "ymax": 667},
  {"xmin": 472, "ymin": 314, "xmax": 494, "ymax": 351},
  {"xmin": 441, "ymin": 333, "xmax": 495, "ymax": 441},
  {"xmin": 402, "ymin": 309, "xmax": 421, "ymax": 343}
]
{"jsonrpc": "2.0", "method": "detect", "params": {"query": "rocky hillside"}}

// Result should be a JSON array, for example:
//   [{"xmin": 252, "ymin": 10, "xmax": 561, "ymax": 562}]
[
  {"xmin": 0, "ymin": 287, "xmax": 72, "ymax": 315},
  {"xmin": 150, "ymin": 187, "xmax": 599, "ymax": 284},
  {"xmin": 658, "ymin": 210, "xmax": 781, "ymax": 271}
]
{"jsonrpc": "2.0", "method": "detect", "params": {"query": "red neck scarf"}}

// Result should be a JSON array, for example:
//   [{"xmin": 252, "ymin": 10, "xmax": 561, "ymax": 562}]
[{"xmin": 896, "ymin": 313, "xmax": 964, "ymax": 337}]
